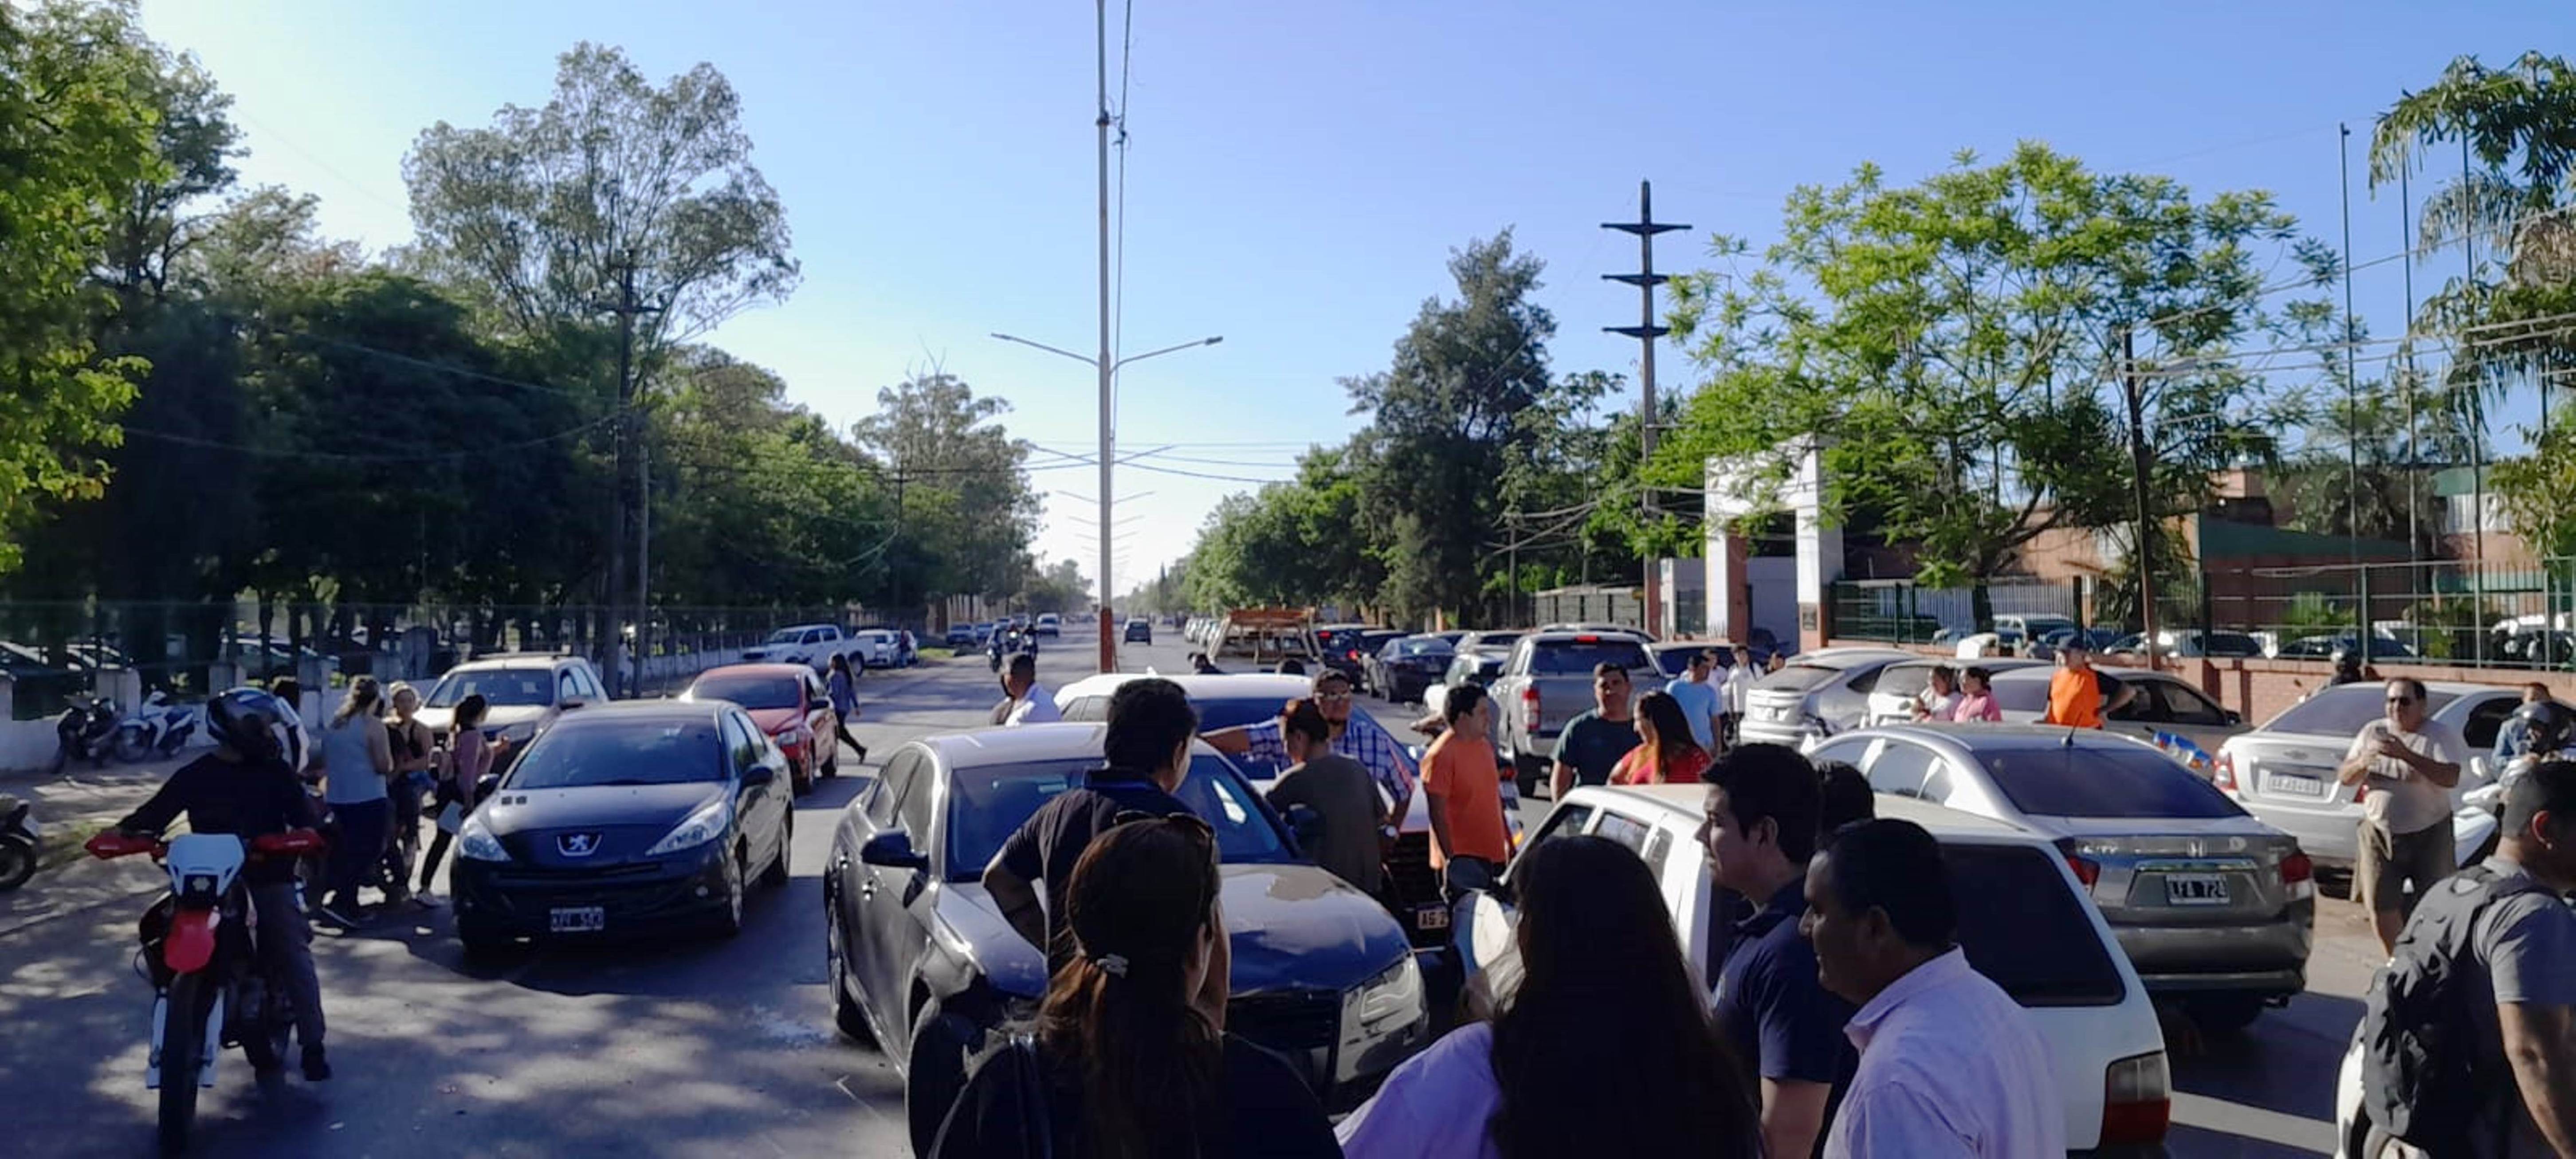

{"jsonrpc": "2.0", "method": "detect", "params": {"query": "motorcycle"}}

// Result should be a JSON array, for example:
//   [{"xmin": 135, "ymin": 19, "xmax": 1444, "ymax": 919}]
[
  {"xmin": 51, "ymin": 696, "xmax": 122, "ymax": 774},
  {"xmin": 988, "ymin": 632, "xmax": 1009, "ymax": 673},
  {"xmin": 86, "ymin": 826, "xmax": 326, "ymax": 1155},
  {"xmin": 116, "ymin": 691, "xmax": 200, "ymax": 763},
  {"xmin": 0, "ymin": 794, "xmax": 37, "ymax": 891}
]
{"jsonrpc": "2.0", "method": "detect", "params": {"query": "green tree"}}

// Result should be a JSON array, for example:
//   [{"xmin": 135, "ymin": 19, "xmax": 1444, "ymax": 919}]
[
  {"xmin": 1668, "ymin": 144, "xmax": 2310, "ymax": 625},
  {"xmin": 851, "ymin": 373, "xmax": 1042, "ymax": 605}
]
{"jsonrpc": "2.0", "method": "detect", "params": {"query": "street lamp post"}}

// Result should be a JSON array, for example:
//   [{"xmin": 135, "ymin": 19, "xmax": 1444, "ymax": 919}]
[{"xmin": 991, "ymin": 330, "xmax": 1221, "ymax": 673}]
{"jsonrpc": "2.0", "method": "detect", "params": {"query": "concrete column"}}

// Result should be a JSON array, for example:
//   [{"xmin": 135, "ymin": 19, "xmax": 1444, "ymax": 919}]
[{"xmin": 1790, "ymin": 441, "xmax": 1842, "ymax": 651}]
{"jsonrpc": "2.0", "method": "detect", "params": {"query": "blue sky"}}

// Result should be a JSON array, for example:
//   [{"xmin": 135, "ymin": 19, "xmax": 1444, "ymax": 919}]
[{"xmin": 139, "ymin": 0, "xmax": 2576, "ymax": 596}]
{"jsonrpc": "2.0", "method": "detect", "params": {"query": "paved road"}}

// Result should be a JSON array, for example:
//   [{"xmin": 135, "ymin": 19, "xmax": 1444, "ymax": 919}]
[
  {"xmin": 0, "ymin": 642, "xmax": 1080, "ymax": 1159},
  {"xmin": 1122, "ymin": 629, "xmax": 2377, "ymax": 1158}
]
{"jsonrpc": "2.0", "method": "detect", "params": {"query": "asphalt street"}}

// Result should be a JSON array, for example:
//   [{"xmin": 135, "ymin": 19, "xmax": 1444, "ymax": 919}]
[{"xmin": 0, "ymin": 624, "xmax": 2384, "ymax": 1157}]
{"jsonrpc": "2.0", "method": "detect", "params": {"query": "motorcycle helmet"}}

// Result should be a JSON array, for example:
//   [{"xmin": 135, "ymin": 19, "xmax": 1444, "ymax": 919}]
[
  {"xmin": 2510, "ymin": 699, "xmax": 2576, "ymax": 756},
  {"xmin": 205, "ymin": 687, "xmax": 308, "ymax": 772},
  {"xmin": 2329, "ymin": 643, "xmax": 2366, "ymax": 685}
]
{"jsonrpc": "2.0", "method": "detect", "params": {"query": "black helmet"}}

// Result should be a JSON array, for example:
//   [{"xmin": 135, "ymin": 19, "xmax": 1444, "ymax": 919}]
[
  {"xmin": 2511, "ymin": 699, "xmax": 2576, "ymax": 752},
  {"xmin": 205, "ymin": 687, "xmax": 304, "ymax": 768},
  {"xmin": 2329, "ymin": 642, "xmax": 2366, "ymax": 683}
]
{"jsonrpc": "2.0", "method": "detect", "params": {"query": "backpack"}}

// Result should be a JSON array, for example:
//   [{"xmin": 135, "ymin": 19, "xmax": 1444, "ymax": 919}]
[{"xmin": 2360, "ymin": 862, "xmax": 2553, "ymax": 1151}]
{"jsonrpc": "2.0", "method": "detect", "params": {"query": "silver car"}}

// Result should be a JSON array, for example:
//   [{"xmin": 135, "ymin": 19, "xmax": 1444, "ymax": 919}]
[
  {"xmin": 2213, "ymin": 680, "xmax": 2519, "ymax": 872},
  {"xmin": 1810, "ymin": 723, "xmax": 2313, "ymax": 1031},
  {"xmin": 1736, "ymin": 646, "xmax": 1916, "ymax": 749},
  {"xmin": 1985, "ymin": 665, "xmax": 2252, "ymax": 767},
  {"xmin": 1861, "ymin": 657, "xmax": 2048, "ymax": 727}
]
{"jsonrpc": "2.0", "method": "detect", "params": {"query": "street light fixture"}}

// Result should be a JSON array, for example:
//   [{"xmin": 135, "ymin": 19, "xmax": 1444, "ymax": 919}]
[{"xmin": 990, "ymin": 330, "xmax": 1222, "ymax": 673}]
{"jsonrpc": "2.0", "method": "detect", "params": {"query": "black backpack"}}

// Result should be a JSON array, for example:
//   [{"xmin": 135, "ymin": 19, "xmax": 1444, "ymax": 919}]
[{"xmin": 2360, "ymin": 862, "xmax": 2553, "ymax": 1151}]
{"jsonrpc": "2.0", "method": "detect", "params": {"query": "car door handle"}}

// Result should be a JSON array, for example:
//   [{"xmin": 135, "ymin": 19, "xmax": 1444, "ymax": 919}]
[{"xmin": 860, "ymin": 873, "xmax": 879, "ymax": 900}]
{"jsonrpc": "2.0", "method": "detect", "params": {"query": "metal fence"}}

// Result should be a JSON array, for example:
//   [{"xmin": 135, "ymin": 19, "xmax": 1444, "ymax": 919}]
[
  {"xmin": 0, "ymin": 600, "xmax": 874, "ymax": 720},
  {"xmin": 1827, "ymin": 580, "xmax": 2083, "ymax": 645}
]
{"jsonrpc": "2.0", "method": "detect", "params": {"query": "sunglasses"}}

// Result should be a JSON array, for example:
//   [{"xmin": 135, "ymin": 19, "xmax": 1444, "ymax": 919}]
[{"xmin": 2387, "ymin": 696, "xmax": 2418, "ymax": 706}]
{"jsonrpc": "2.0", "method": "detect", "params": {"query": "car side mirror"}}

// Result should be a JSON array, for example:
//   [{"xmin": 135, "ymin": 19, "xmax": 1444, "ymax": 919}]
[
  {"xmin": 860, "ymin": 830, "xmax": 930, "ymax": 871},
  {"xmin": 2223, "ymin": 709, "xmax": 2243, "ymax": 725},
  {"xmin": 475, "ymin": 772, "xmax": 502, "ymax": 799},
  {"xmin": 741, "ymin": 760, "xmax": 778, "ymax": 787},
  {"xmin": 1283, "ymin": 803, "xmax": 1324, "ymax": 854},
  {"xmin": 559, "ymin": 697, "xmax": 586, "ymax": 710}
]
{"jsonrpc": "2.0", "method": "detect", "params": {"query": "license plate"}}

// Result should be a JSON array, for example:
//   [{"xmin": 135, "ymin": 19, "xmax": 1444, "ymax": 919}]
[
  {"xmin": 549, "ymin": 906, "xmax": 605, "ymax": 932},
  {"xmin": 2266, "ymin": 771, "xmax": 2327, "ymax": 799},
  {"xmin": 1414, "ymin": 903, "xmax": 1450, "ymax": 932},
  {"xmin": 2164, "ymin": 874, "xmax": 2230, "ymax": 906}
]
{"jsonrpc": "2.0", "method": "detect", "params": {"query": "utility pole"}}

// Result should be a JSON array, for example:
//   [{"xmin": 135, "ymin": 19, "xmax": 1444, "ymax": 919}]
[
  {"xmin": 1095, "ymin": 0, "xmax": 1117, "ymax": 674},
  {"xmin": 2341, "ymin": 125, "xmax": 2372, "ymax": 661},
  {"xmin": 598, "ymin": 255, "xmax": 661, "ymax": 697},
  {"xmin": 2124, "ymin": 329, "xmax": 2158, "ymax": 670},
  {"xmin": 1604, "ymin": 180, "xmax": 1687, "ymax": 637}
]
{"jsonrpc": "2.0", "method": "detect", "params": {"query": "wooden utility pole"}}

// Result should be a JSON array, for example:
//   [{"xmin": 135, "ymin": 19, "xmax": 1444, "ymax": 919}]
[
  {"xmin": 599, "ymin": 256, "xmax": 660, "ymax": 695},
  {"xmin": 2124, "ymin": 329, "xmax": 2157, "ymax": 670},
  {"xmin": 1604, "ymin": 181, "xmax": 1688, "ymax": 637}
]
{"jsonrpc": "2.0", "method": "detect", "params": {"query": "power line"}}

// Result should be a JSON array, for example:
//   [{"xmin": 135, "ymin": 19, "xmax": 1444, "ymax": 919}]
[{"xmin": 118, "ymin": 410, "xmax": 624, "ymax": 462}]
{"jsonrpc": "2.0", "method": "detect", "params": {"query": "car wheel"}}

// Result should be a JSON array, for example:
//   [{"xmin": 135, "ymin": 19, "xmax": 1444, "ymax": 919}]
[
  {"xmin": 2182, "ymin": 993, "xmax": 2268, "ymax": 1035},
  {"xmin": 906, "ymin": 997, "xmax": 978, "ymax": 1158},
  {"xmin": 712, "ymin": 847, "xmax": 747, "ymax": 939},
  {"xmin": 458, "ymin": 918, "xmax": 511, "ymax": 963},
  {"xmin": 825, "ymin": 889, "xmax": 876, "ymax": 1045},
  {"xmin": 762, "ymin": 814, "xmax": 792, "ymax": 888}
]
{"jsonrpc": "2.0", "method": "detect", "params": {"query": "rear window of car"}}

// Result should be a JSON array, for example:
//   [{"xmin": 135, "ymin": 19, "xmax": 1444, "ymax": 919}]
[
  {"xmin": 1392, "ymin": 638, "xmax": 1451, "ymax": 658},
  {"xmin": 1979, "ymin": 745, "xmax": 2246, "ymax": 818},
  {"xmin": 1755, "ymin": 663, "xmax": 1844, "ymax": 693},
  {"xmin": 687, "ymin": 674, "xmax": 801, "ymax": 710},
  {"xmin": 2264, "ymin": 683, "xmax": 2458, "ymax": 736},
  {"xmin": 1989, "ymin": 675, "xmax": 2054, "ymax": 715},
  {"xmin": 1528, "ymin": 639, "xmax": 1653, "ymax": 676},
  {"xmin": 943, "ymin": 754, "xmax": 1288, "ymax": 878},
  {"xmin": 1945, "ymin": 844, "xmax": 2128, "ymax": 1006},
  {"xmin": 1653, "ymin": 649, "xmax": 1696, "ymax": 677}
]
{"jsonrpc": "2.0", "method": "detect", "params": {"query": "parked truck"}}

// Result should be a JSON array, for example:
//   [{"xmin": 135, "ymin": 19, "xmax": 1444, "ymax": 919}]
[
  {"xmin": 738, "ymin": 623, "xmax": 867, "ymax": 674},
  {"xmin": 1489, "ymin": 629, "xmax": 1660, "ymax": 797}
]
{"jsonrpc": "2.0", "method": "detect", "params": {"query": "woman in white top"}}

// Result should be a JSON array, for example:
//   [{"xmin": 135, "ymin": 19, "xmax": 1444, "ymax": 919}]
[
  {"xmin": 1912, "ymin": 666, "xmax": 1961, "ymax": 721},
  {"xmin": 1337, "ymin": 835, "xmax": 1761, "ymax": 1159},
  {"xmin": 317, "ymin": 676, "xmax": 393, "ymax": 926}
]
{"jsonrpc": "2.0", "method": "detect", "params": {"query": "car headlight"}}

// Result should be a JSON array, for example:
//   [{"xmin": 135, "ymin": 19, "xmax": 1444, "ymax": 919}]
[
  {"xmin": 458, "ymin": 815, "xmax": 509, "ymax": 862},
  {"xmin": 1347, "ymin": 954, "xmax": 1424, "ymax": 1035},
  {"xmin": 645, "ymin": 796, "xmax": 730, "ymax": 856}
]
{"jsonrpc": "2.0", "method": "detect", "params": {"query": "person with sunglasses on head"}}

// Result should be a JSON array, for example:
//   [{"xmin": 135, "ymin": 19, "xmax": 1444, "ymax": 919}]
[
  {"xmin": 2341, "ymin": 677, "xmax": 2470, "ymax": 955},
  {"xmin": 933, "ymin": 815, "xmax": 1339, "ymax": 1159},
  {"xmin": 1338, "ymin": 835, "xmax": 1760, "ymax": 1159},
  {"xmin": 1204, "ymin": 668, "xmax": 1416, "ymax": 847},
  {"xmin": 985, "ymin": 677, "xmax": 1202, "ymax": 975}
]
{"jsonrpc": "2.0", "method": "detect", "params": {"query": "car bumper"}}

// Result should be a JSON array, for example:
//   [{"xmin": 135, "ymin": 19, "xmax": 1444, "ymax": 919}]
[
  {"xmin": 1229, "ymin": 990, "xmax": 1430, "ymax": 1112},
  {"xmin": 2110, "ymin": 911, "xmax": 2311, "ymax": 997},
  {"xmin": 2232, "ymin": 797, "xmax": 2361, "ymax": 868},
  {"xmin": 451, "ymin": 847, "xmax": 734, "ymax": 936}
]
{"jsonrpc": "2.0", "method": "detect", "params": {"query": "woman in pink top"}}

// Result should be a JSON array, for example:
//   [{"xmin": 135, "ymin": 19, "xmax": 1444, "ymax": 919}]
[
  {"xmin": 416, "ymin": 694, "xmax": 500, "ymax": 898},
  {"xmin": 1950, "ymin": 666, "xmax": 2004, "ymax": 722}
]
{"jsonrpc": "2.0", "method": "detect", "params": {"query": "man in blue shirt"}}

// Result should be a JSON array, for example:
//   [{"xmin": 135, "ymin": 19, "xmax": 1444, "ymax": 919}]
[
  {"xmin": 1700, "ymin": 744, "xmax": 1854, "ymax": 1159},
  {"xmin": 1666, "ymin": 648, "xmax": 1725, "ymax": 754}
]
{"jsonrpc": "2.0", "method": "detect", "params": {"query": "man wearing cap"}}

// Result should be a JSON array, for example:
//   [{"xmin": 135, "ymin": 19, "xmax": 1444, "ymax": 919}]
[{"xmin": 1205, "ymin": 669, "xmax": 1415, "ymax": 838}]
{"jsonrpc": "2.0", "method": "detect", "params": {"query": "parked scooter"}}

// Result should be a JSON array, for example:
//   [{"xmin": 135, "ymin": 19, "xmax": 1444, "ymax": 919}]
[
  {"xmin": 116, "ymin": 691, "xmax": 200, "ymax": 763},
  {"xmin": 0, "ymin": 794, "xmax": 37, "ymax": 891},
  {"xmin": 51, "ymin": 696, "xmax": 121, "ymax": 774}
]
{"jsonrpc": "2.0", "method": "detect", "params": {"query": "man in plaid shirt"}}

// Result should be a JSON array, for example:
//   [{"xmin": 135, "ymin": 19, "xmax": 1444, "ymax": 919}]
[{"xmin": 1204, "ymin": 670, "xmax": 1416, "ymax": 837}]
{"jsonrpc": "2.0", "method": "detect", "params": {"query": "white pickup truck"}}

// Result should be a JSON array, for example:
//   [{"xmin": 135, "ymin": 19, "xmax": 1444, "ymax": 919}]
[
  {"xmin": 739, "ymin": 623, "xmax": 865, "ymax": 673},
  {"xmin": 1488, "ymin": 630, "xmax": 1660, "ymax": 797}
]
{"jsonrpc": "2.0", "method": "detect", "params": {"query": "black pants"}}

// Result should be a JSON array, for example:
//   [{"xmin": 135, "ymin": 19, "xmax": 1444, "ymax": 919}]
[
  {"xmin": 325, "ymin": 798, "xmax": 389, "ymax": 910},
  {"xmin": 418, "ymin": 780, "xmax": 467, "ymax": 889}
]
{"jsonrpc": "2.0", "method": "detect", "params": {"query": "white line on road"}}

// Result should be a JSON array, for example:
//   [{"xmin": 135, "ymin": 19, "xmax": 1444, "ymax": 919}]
[{"xmin": 2172, "ymin": 1091, "xmax": 2336, "ymax": 1155}]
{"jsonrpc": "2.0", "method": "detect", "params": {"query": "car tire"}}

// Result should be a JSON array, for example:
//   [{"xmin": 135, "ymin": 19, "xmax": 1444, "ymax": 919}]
[
  {"xmin": 906, "ymin": 997, "xmax": 978, "ymax": 1158},
  {"xmin": 2182, "ymin": 993, "xmax": 2268, "ymax": 1035},
  {"xmin": 825, "ymin": 891, "xmax": 876, "ymax": 1046},
  {"xmin": 762, "ymin": 814, "xmax": 792, "ymax": 889},
  {"xmin": 712, "ymin": 848, "xmax": 747, "ymax": 939}
]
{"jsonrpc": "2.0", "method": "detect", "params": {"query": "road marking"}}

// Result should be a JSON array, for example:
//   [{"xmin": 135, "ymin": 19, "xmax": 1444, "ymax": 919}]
[{"xmin": 2171, "ymin": 1091, "xmax": 2336, "ymax": 1155}]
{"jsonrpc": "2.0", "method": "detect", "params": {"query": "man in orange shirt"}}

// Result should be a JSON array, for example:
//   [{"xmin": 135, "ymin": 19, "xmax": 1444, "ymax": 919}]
[
  {"xmin": 2040, "ymin": 642, "xmax": 2134, "ymax": 728},
  {"xmin": 1423, "ymin": 683, "xmax": 1511, "ymax": 899}
]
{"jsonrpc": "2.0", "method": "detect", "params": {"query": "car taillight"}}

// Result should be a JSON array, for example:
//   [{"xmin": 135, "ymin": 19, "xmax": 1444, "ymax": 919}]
[
  {"xmin": 2352, "ymin": 778, "xmax": 2370, "ymax": 804},
  {"xmin": 2099, "ymin": 1050, "xmax": 2171, "ymax": 1146},
  {"xmin": 2212, "ymin": 750, "xmax": 2237, "ymax": 793},
  {"xmin": 2281, "ymin": 850, "xmax": 2314, "ymax": 900},
  {"xmin": 1520, "ymin": 684, "xmax": 1540, "ymax": 732},
  {"xmin": 2065, "ymin": 854, "xmax": 2101, "ymax": 888}
]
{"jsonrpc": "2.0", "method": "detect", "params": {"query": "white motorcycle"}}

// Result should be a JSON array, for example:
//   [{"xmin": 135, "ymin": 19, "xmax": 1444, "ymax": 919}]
[{"xmin": 115, "ymin": 692, "xmax": 200, "ymax": 764}]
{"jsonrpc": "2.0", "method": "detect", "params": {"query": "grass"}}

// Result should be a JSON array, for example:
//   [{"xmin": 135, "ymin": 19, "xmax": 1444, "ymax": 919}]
[
  {"xmin": 35, "ymin": 817, "xmax": 116, "ymax": 873},
  {"xmin": 915, "ymin": 646, "xmax": 957, "ymax": 661}
]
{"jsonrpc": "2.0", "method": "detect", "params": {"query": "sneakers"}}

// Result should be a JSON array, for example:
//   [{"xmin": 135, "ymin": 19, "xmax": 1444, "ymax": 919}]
[{"xmin": 301, "ymin": 1044, "xmax": 331, "ymax": 1081}]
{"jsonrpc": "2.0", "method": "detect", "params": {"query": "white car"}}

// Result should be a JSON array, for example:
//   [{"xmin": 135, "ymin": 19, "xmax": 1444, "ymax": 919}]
[
  {"xmin": 1034, "ymin": 613, "xmax": 1061, "ymax": 638},
  {"xmin": 849, "ymin": 629, "xmax": 902, "ymax": 669},
  {"xmin": 740, "ymin": 623, "xmax": 860, "ymax": 673},
  {"xmin": 1460, "ymin": 787, "xmax": 2172, "ymax": 1153},
  {"xmin": 416, "ymin": 653, "xmax": 608, "ymax": 749},
  {"xmin": 2214, "ymin": 680, "xmax": 2520, "ymax": 872}
]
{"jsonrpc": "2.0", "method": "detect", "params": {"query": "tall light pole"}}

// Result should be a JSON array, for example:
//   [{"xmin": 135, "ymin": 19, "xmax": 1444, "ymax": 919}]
[
  {"xmin": 992, "ymin": 329, "xmax": 1221, "ymax": 673},
  {"xmin": 1094, "ymin": 0, "xmax": 1114, "ymax": 676}
]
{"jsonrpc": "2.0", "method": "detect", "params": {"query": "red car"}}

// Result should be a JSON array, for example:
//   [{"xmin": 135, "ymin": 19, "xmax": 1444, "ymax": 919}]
[{"xmin": 683, "ymin": 663, "xmax": 840, "ymax": 794}]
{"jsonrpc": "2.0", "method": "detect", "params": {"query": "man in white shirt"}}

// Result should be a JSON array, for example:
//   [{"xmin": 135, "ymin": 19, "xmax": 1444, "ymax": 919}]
[
  {"xmin": 2337, "ymin": 676, "xmax": 2466, "ymax": 954},
  {"xmin": 1665, "ymin": 648, "xmax": 1725, "ymax": 753},
  {"xmin": 996, "ymin": 653, "xmax": 1061, "ymax": 727},
  {"xmin": 1802, "ymin": 818, "xmax": 2062, "ymax": 1158},
  {"xmin": 1721, "ymin": 645, "xmax": 1757, "ymax": 748}
]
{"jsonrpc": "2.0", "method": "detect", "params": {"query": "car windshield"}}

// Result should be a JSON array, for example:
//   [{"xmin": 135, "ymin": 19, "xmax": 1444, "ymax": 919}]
[
  {"xmin": 1527, "ymin": 639, "xmax": 1652, "ymax": 676},
  {"xmin": 1945, "ymin": 844, "xmax": 2127, "ymax": 1006},
  {"xmin": 1873, "ymin": 664, "xmax": 1935, "ymax": 700},
  {"xmin": 945, "ymin": 754, "xmax": 1290, "ymax": 879},
  {"xmin": 1393, "ymin": 639, "xmax": 1451, "ymax": 658},
  {"xmin": 2264, "ymin": 683, "xmax": 2459, "ymax": 736},
  {"xmin": 1654, "ymin": 649, "xmax": 1696, "ymax": 677},
  {"xmin": 688, "ymin": 674, "xmax": 802, "ymax": 710},
  {"xmin": 1979, "ymin": 745, "xmax": 2246, "ymax": 818},
  {"xmin": 426, "ymin": 669, "xmax": 551, "ymax": 708},
  {"xmin": 505, "ymin": 718, "xmax": 723, "ymax": 789},
  {"xmin": 764, "ymin": 629, "xmax": 809, "ymax": 644}
]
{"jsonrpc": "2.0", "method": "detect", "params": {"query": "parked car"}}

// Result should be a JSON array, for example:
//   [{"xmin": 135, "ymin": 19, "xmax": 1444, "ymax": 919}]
[
  {"xmin": 942, "ymin": 623, "xmax": 975, "ymax": 648},
  {"xmin": 1983, "ymin": 665, "xmax": 2252, "ymax": 766},
  {"xmin": 848, "ymin": 628, "xmax": 903, "ymax": 669},
  {"xmin": 1457, "ymin": 787, "xmax": 2172, "ymax": 1154},
  {"xmin": 1735, "ymin": 646, "xmax": 1918, "ymax": 750},
  {"xmin": 1807, "ymin": 724, "xmax": 2313, "ymax": 1031},
  {"xmin": 2213, "ymin": 680, "xmax": 2520, "ymax": 872},
  {"xmin": 681, "ymin": 663, "xmax": 841, "ymax": 793},
  {"xmin": 1122, "ymin": 617, "xmax": 1153, "ymax": 644},
  {"xmin": 1311, "ymin": 623, "xmax": 1376, "ymax": 685},
  {"xmin": 1367, "ymin": 635, "xmax": 1456, "ymax": 705},
  {"xmin": 1994, "ymin": 613, "xmax": 2079, "ymax": 642},
  {"xmin": 739, "ymin": 623, "xmax": 865, "ymax": 673},
  {"xmin": 1422, "ymin": 648, "xmax": 1512, "ymax": 723},
  {"xmin": 1452, "ymin": 630, "xmax": 1526, "ymax": 658},
  {"xmin": 1861, "ymin": 657, "xmax": 2050, "ymax": 727},
  {"xmin": 1535, "ymin": 622, "xmax": 1653, "ymax": 642},
  {"xmin": 1647, "ymin": 641, "xmax": 1715, "ymax": 679},
  {"xmin": 826, "ymin": 723, "xmax": 1428, "ymax": 1151},
  {"xmin": 1033, "ymin": 612, "xmax": 1061, "ymax": 638},
  {"xmin": 449, "ymin": 699, "xmax": 794, "ymax": 955},
  {"xmin": 416, "ymin": 654, "xmax": 607, "ymax": 750},
  {"xmin": 2274, "ymin": 633, "xmax": 2417, "ymax": 661},
  {"xmin": 2105, "ymin": 630, "xmax": 2266, "ymax": 659},
  {"xmin": 1489, "ymin": 631, "xmax": 1661, "ymax": 796}
]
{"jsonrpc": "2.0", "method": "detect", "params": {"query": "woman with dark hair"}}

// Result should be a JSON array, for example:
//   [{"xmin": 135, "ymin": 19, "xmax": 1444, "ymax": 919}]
[
  {"xmin": 1611, "ymin": 690, "xmax": 1711, "ymax": 786},
  {"xmin": 417, "ymin": 693, "xmax": 494, "ymax": 898},
  {"xmin": 931, "ymin": 815, "xmax": 1339, "ymax": 1159},
  {"xmin": 826, "ymin": 653, "xmax": 867, "ymax": 765},
  {"xmin": 1340, "ymin": 834, "xmax": 1759, "ymax": 1158}
]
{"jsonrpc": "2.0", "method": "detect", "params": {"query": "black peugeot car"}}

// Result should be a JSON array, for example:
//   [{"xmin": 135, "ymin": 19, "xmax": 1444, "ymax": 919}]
[
  {"xmin": 449, "ymin": 700, "xmax": 795, "ymax": 955},
  {"xmin": 826, "ymin": 723, "xmax": 1428, "ymax": 1154}
]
